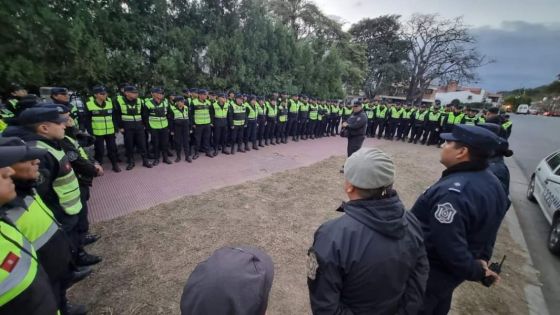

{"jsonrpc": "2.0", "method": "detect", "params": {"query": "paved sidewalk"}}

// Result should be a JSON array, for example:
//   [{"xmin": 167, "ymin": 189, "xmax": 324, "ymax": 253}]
[{"xmin": 89, "ymin": 136, "xmax": 354, "ymax": 223}]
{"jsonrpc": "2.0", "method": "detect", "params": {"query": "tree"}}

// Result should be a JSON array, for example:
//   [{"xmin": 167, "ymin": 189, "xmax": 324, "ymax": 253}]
[
  {"xmin": 349, "ymin": 15, "xmax": 408, "ymax": 98},
  {"xmin": 403, "ymin": 14, "xmax": 487, "ymax": 104}
]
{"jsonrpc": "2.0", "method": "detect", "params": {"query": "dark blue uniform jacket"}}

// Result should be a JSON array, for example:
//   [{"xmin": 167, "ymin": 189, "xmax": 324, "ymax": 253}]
[
  {"xmin": 410, "ymin": 161, "xmax": 508, "ymax": 291},
  {"xmin": 308, "ymin": 192, "xmax": 429, "ymax": 315}
]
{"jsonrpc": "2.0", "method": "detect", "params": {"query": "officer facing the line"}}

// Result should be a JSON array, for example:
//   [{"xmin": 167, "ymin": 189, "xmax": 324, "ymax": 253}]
[{"xmin": 410, "ymin": 124, "xmax": 508, "ymax": 315}]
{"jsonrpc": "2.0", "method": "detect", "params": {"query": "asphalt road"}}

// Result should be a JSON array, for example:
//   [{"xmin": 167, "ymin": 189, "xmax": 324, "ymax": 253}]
[{"xmin": 507, "ymin": 114, "xmax": 560, "ymax": 314}]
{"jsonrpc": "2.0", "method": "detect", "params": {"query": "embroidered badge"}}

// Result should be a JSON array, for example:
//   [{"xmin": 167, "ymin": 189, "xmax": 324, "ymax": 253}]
[
  {"xmin": 307, "ymin": 250, "xmax": 319, "ymax": 280},
  {"xmin": 67, "ymin": 151, "xmax": 79, "ymax": 162},
  {"xmin": 434, "ymin": 202, "xmax": 457, "ymax": 224}
]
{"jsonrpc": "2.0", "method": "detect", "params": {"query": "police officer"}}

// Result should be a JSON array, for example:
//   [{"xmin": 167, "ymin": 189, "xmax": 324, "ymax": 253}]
[
  {"xmin": 385, "ymin": 102, "xmax": 403, "ymax": 140},
  {"xmin": 191, "ymin": 89, "xmax": 213, "ymax": 159},
  {"xmin": 298, "ymin": 96, "xmax": 309, "ymax": 140},
  {"xmin": 479, "ymin": 123, "xmax": 514, "ymax": 195},
  {"xmin": 50, "ymin": 87, "xmax": 81, "ymax": 130},
  {"xmin": 243, "ymin": 95, "xmax": 258, "ymax": 151},
  {"xmin": 0, "ymin": 153, "xmax": 60, "ymax": 315},
  {"xmin": 264, "ymin": 97, "xmax": 277, "ymax": 145},
  {"xmin": 422, "ymin": 104, "xmax": 442, "ymax": 145},
  {"xmin": 397, "ymin": 103, "xmax": 414, "ymax": 141},
  {"xmin": 229, "ymin": 94, "xmax": 247, "ymax": 154},
  {"xmin": 374, "ymin": 101, "xmax": 388, "ymax": 139},
  {"xmin": 307, "ymin": 99, "xmax": 319, "ymax": 139},
  {"xmin": 84, "ymin": 85, "xmax": 120, "ymax": 172},
  {"xmin": 410, "ymin": 125, "xmax": 507, "ymax": 315},
  {"xmin": 114, "ymin": 85, "xmax": 152, "ymax": 170},
  {"xmin": 342, "ymin": 102, "xmax": 367, "ymax": 158},
  {"xmin": 209, "ymin": 93, "xmax": 230, "ymax": 156},
  {"xmin": 308, "ymin": 148, "xmax": 428, "ymax": 314},
  {"xmin": 168, "ymin": 96, "xmax": 192, "ymax": 163},
  {"xmin": 143, "ymin": 87, "xmax": 172, "ymax": 165},
  {"xmin": 501, "ymin": 115, "xmax": 512, "ymax": 139},
  {"xmin": 3, "ymin": 84, "xmax": 28, "ymax": 119},
  {"xmin": 276, "ymin": 98, "xmax": 289, "ymax": 144},
  {"xmin": 364, "ymin": 100, "xmax": 375, "ymax": 137},
  {"xmin": 410, "ymin": 104, "xmax": 428, "ymax": 144},
  {"xmin": 0, "ymin": 137, "xmax": 90, "ymax": 315}
]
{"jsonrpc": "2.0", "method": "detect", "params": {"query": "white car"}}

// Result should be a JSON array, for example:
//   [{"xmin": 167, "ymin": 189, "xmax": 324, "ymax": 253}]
[
  {"xmin": 517, "ymin": 104, "xmax": 530, "ymax": 114},
  {"xmin": 527, "ymin": 149, "xmax": 560, "ymax": 255}
]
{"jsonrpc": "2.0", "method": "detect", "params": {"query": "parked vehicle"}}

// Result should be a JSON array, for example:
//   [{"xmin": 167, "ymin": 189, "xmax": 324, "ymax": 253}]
[
  {"xmin": 516, "ymin": 104, "xmax": 530, "ymax": 114},
  {"xmin": 527, "ymin": 149, "xmax": 560, "ymax": 255}
]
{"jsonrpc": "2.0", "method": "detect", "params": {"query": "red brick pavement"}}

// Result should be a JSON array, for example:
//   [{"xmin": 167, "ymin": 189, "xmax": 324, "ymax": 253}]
[{"xmin": 88, "ymin": 136, "xmax": 369, "ymax": 223}]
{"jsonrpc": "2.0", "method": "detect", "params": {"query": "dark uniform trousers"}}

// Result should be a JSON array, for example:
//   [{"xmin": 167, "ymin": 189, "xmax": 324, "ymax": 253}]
[
  {"xmin": 93, "ymin": 134, "xmax": 117, "ymax": 164},
  {"xmin": 366, "ymin": 119, "xmax": 375, "ymax": 137},
  {"xmin": 411, "ymin": 123, "xmax": 425, "ymax": 143},
  {"xmin": 299, "ymin": 115, "xmax": 308, "ymax": 138},
  {"xmin": 150, "ymin": 128, "xmax": 169, "ymax": 159},
  {"xmin": 385, "ymin": 118, "xmax": 399, "ymax": 138},
  {"xmin": 375, "ymin": 118, "xmax": 386, "ymax": 138},
  {"xmin": 265, "ymin": 119, "xmax": 276, "ymax": 142},
  {"xmin": 347, "ymin": 135, "xmax": 365, "ymax": 157},
  {"xmin": 333, "ymin": 116, "xmax": 341, "ymax": 134},
  {"xmin": 244, "ymin": 120, "xmax": 257, "ymax": 147},
  {"xmin": 194, "ymin": 124, "xmax": 211, "ymax": 153},
  {"xmin": 123, "ymin": 123, "xmax": 147, "ymax": 161},
  {"xmin": 174, "ymin": 121, "xmax": 191, "ymax": 157},
  {"xmin": 213, "ymin": 122, "xmax": 228, "ymax": 151},
  {"xmin": 256, "ymin": 117, "xmax": 267, "ymax": 144},
  {"xmin": 77, "ymin": 185, "xmax": 90, "ymax": 235},
  {"xmin": 287, "ymin": 114, "xmax": 298, "ymax": 139},
  {"xmin": 307, "ymin": 120, "xmax": 317, "ymax": 137},
  {"xmin": 231, "ymin": 126, "xmax": 244, "ymax": 147},
  {"xmin": 398, "ymin": 118, "xmax": 413, "ymax": 139},
  {"xmin": 276, "ymin": 122, "xmax": 287, "ymax": 142},
  {"xmin": 422, "ymin": 121, "xmax": 440, "ymax": 145}
]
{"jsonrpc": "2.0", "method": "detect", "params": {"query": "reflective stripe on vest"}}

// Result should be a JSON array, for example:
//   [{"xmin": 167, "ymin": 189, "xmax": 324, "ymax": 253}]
[
  {"xmin": 502, "ymin": 121, "xmax": 512, "ymax": 130},
  {"xmin": 144, "ymin": 99, "xmax": 168, "ymax": 129},
  {"xmin": 117, "ymin": 97, "xmax": 142, "ymax": 122},
  {"xmin": 428, "ymin": 112, "xmax": 441, "ymax": 122},
  {"xmin": 34, "ymin": 141, "xmax": 82, "ymax": 215},
  {"xmin": 266, "ymin": 103, "xmax": 277, "ymax": 118},
  {"xmin": 245, "ymin": 103, "xmax": 257, "ymax": 120},
  {"xmin": 5, "ymin": 193, "xmax": 59, "ymax": 250},
  {"xmin": 0, "ymin": 221, "xmax": 38, "ymax": 306},
  {"xmin": 85, "ymin": 99, "xmax": 115, "ymax": 136},
  {"xmin": 309, "ymin": 105, "xmax": 318, "ymax": 120},
  {"xmin": 278, "ymin": 105, "xmax": 288, "ymax": 122},
  {"xmin": 171, "ymin": 104, "xmax": 189, "ymax": 121},
  {"xmin": 232, "ymin": 104, "xmax": 246, "ymax": 126},
  {"xmin": 402, "ymin": 110, "xmax": 413, "ymax": 119},
  {"xmin": 376, "ymin": 106, "xmax": 387, "ymax": 118},
  {"xmin": 289, "ymin": 100, "xmax": 299, "ymax": 113},
  {"xmin": 256, "ymin": 103, "xmax": 265, "ymax": 116},
  {"xmin": 343, "ymin": 107, "xmax": 353, "ymax": 116},
  {"xmin": 212, "ymin": 102, "xmax": 229, "ymax": 119},
  {"xmin": 464, "ymin": 116, "xmax": 477, "ymax": 125},
  {"xmin": 192, "ymin": 99, "xmax": 211, "ymax": 125},
  {"xmin": 390, "ymin": 107, "xmax": 404, "ymax": 119},
  {"xmin": 415, "ymin": 111, "xmax": 428, "ymax": 120}
]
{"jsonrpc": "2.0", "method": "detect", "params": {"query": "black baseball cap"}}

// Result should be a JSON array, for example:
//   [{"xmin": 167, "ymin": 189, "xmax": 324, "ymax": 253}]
[{"xmin": 0, "ymin": 137, "xmax": 47, "ymax": 167}]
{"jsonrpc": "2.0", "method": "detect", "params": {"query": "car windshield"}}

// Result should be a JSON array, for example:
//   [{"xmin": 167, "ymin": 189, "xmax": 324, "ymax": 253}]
[{"xmin": 547, "ymin": 152, "xmax": 560, "ymax": 171}]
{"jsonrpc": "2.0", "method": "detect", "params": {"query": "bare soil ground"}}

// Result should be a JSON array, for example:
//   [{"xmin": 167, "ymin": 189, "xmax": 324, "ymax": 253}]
[{"xmin": 70, "ymin": 140, "xmax": 536, "ymax": 314}]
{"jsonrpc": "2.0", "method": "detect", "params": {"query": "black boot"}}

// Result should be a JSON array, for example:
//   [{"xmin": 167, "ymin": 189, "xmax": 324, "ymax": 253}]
[
  {"xmin": 192, "ymin": 153, "xmax": 199, "ymax": 160},
  {"xmin": 64, "ymin": 301, "xmax": 88, "ymax": 315},
  {"xmin": 111, "ymin": 162, "xmax": 121, "ymax": 173},
  {"xmin": 275, "ymin": 139, "xmax": 279, "ymax": 144},
  {"xmin": 213, "ymin": 149, "xmax": 218, "ymax": 157},
  {"xmin": 81, "ymin": 233, "xmax": 100, "ymax": 246},
  {"xmin": 222, "ymin": 148, "xmax": 230, "ymax": 155},
  {"xmin": 185, "ymin": 153, "xmax": 192, "ymax": 163},
  {"xmin": 142, "ymin": 158, "xmax": 153, "ymax": 168},
  {"xmin": 253, "ymin": 143, "xmax": 259, "ymax": 150},
  {"xmin": 265, "ymin": 139, "xmax": 269, "ymax": 146},
  {"xmin": 239, "ymin": 144, "xmax": 246, "ymax": 153},
  {"xmin": 126, "ymin": 161, "xmax": 135, "ymax": 171},
  {"xmin": 175, "ymin": 152, "xmax": 181, "ymax": 163},
  {"xmin": 152, "ymin": 159, "xmax": 160, "ymax": 166},
  {"xmin": 205, "ymin": 151, "xmax": 214, "ymax": 158},
  {"xmin": 258, "ymin": 140, "xmax": 264, "ymax": 147},
  {"xmin": 231, "ymin": 144, "xmax": 236, "ymax": 155},
  {"xmin": 163, "ymin": 155, "xmax": 173, "ymax": 164},
  {"xmin": 77, "ymin": 250, "xmax": 102, "ymax": 266},
  {"xmin": 245, "ymin": 143, "xmax": 251, "ymax": 151},
  {"xmin": 70, "ymin": 266, "xmax": 92, "ymax": 286}
]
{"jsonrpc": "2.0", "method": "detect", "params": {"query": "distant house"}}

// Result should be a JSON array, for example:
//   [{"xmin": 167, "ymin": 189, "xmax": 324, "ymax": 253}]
[{"xmin": 435, "ymin": 81, "xmax": 502, "ymax": 107}]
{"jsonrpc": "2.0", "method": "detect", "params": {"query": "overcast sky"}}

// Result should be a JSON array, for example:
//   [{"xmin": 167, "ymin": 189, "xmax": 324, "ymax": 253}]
[{"xmin": 314, "ymin": 0, "xmax": 560, "ymax": 92}]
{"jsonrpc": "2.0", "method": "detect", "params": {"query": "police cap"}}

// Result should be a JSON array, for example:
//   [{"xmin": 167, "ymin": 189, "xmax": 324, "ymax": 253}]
[
  {"xmin": 123, "ymin": 85, "xmax": 138, "ymax": 93},
  {"xmin": 151, "ymin": 87, "xmax": 164, "ymax": 94},
  {"xmin": 51, "ymin": 87, "xmax": 68, "ymax": 95},
  {"xmin": 198, "ymin": 89, "xmax": 208, "ymax": 95},
  {"xmin": 440, "ymin": 124, "xmax": 499, "ymax": 154},
  {"xmin": 92, "ymin": 85, "xmax": 107, "ymax": 94},
  {"xmin": 174, "ymin": 96, "xmax": 185, "ymax": 102},
  {"xmin": 0, "ymin": 137, "xmax": 48, "ymax": 168},
  {"xmin": 217, "ymin": 93, "xmax": 226, "ymax": 98},
  {"xmin": 36, "ymin": 103, "xmax": 70, "ymax": 114},
  {"xmin": 17, "ymin": 107, "xmax": 68, "ymax": 125}
]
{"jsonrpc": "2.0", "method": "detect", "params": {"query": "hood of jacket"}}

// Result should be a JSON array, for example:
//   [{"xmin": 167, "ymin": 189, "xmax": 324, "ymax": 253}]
[{"xmin": 343, "ymin": 192, "xmax": 409, "ymax": 239}]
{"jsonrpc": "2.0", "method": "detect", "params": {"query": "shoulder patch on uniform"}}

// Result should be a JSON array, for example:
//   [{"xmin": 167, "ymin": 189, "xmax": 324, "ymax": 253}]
[
  {"xmin": 448, "ymin": 187, "xmax": 461, "ymax": 193},
  {"xmin": 307, "ymin": 249, "xmax": 319, "ymax": 280},
  {"xmin": 67, "ymin": 151, "xmax": 79, "ymax": 162},
  {"xmin": 434, "ymin": 202, "xmax": 457, "ymax": 224}
]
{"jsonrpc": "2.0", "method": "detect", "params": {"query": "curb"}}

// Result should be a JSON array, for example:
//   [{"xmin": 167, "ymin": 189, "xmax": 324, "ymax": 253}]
[{"xmin": 505, "ymin": 157, "xmax": 549, "ymax": 315}]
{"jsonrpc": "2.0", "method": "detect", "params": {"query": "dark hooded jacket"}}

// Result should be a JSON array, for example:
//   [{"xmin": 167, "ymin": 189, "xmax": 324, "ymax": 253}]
[
  {"xmin": 181, "ymin": 246, "xmax": 274, "ymax": 315},
  {"xmin": 308, "ymin": 192, "xmax": 428, "ymax": 315}
]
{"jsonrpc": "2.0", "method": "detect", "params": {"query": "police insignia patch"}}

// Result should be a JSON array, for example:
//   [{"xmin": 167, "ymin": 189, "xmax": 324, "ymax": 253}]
[
  {"xmin": 67, "ymin": 151, "xmax": 79, "ymax": 162},
  {"xmin": 307, "ymin": 250, "xmax": 319, "ymax": 280},
  {"xmin": 434, "ymin": 202, "xmax": 457, "ymax": 224}
]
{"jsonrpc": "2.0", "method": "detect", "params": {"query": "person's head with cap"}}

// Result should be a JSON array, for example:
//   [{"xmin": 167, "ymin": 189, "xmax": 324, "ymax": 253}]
[
  {"xmin": 50, "ymin": 87, "xmax": 69, "ymax": 104},
  {"xmin": 352, "ymin": 101, "xmax": 363, "ymax": 113},
  {"xmin": 227, "ymin": 90, "xmax": 235, "ymax": 98},
  {"xmin": 235, "ymin": 93, "xmax": 244, "ymax": 105},
  {"xmin": 439, "ymin": 124, "xmax": 499, "ymax": 168},
  {"xmin": 17, "ymin": 106, "xmax": 68, "ymax": 141},
  {"xmin": 92, "ymin": 85, "xmax": 108, "ymax": 103},
  {"xmin": 36, "ymin": 103, "xmax": 74, "ymax": 128},
  {"xmin": 123, "ymin": 85, "xmax": 139, "ymax": 101},
  {"xmin": 478, "ymin": 123, "xmax": 514, "ymax": 158},
  {"xmin": 9, "ymin": 83, "xmax": 27, "ymax": 98},
  {"xmin": 174, "ymin": 95, "xmax": 186, "ymax": 108},
  {"xmin": 0, "ymin": 137, "xmax": 47, "ymax": 185},
  {"xmin": 151, "ymin": 87, "xmax": 164, "ymax": 102},
  {"xmin": 182, "ymin": 88, "xmax": 190, "ymax": 96},
  {"xmin": 7, "ymin": 95, "xmax": 39, "ymax": 117},
  {"xmin": 486, "ymin": 107, "xmax": 499, "ymax": 119},
  {"xmin": 180, "ymin": 246, "xmax": 274, "ymax": 315},
  {"xmin": 217, "ymin": 93, "xmax": 226, "ymax": 103},
  {"xmin": 198, "ymin": 89, "xmax": 208, "ymax": 101},
  {"xmin": 343, "ymin": 147, "xmax": 395, "ymax": 200}
]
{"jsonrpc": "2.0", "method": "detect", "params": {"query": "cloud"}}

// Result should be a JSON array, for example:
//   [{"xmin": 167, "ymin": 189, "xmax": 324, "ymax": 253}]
[{"xmin": 471, "ymin": 21, "xmax": 560, "ymax": 91}]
